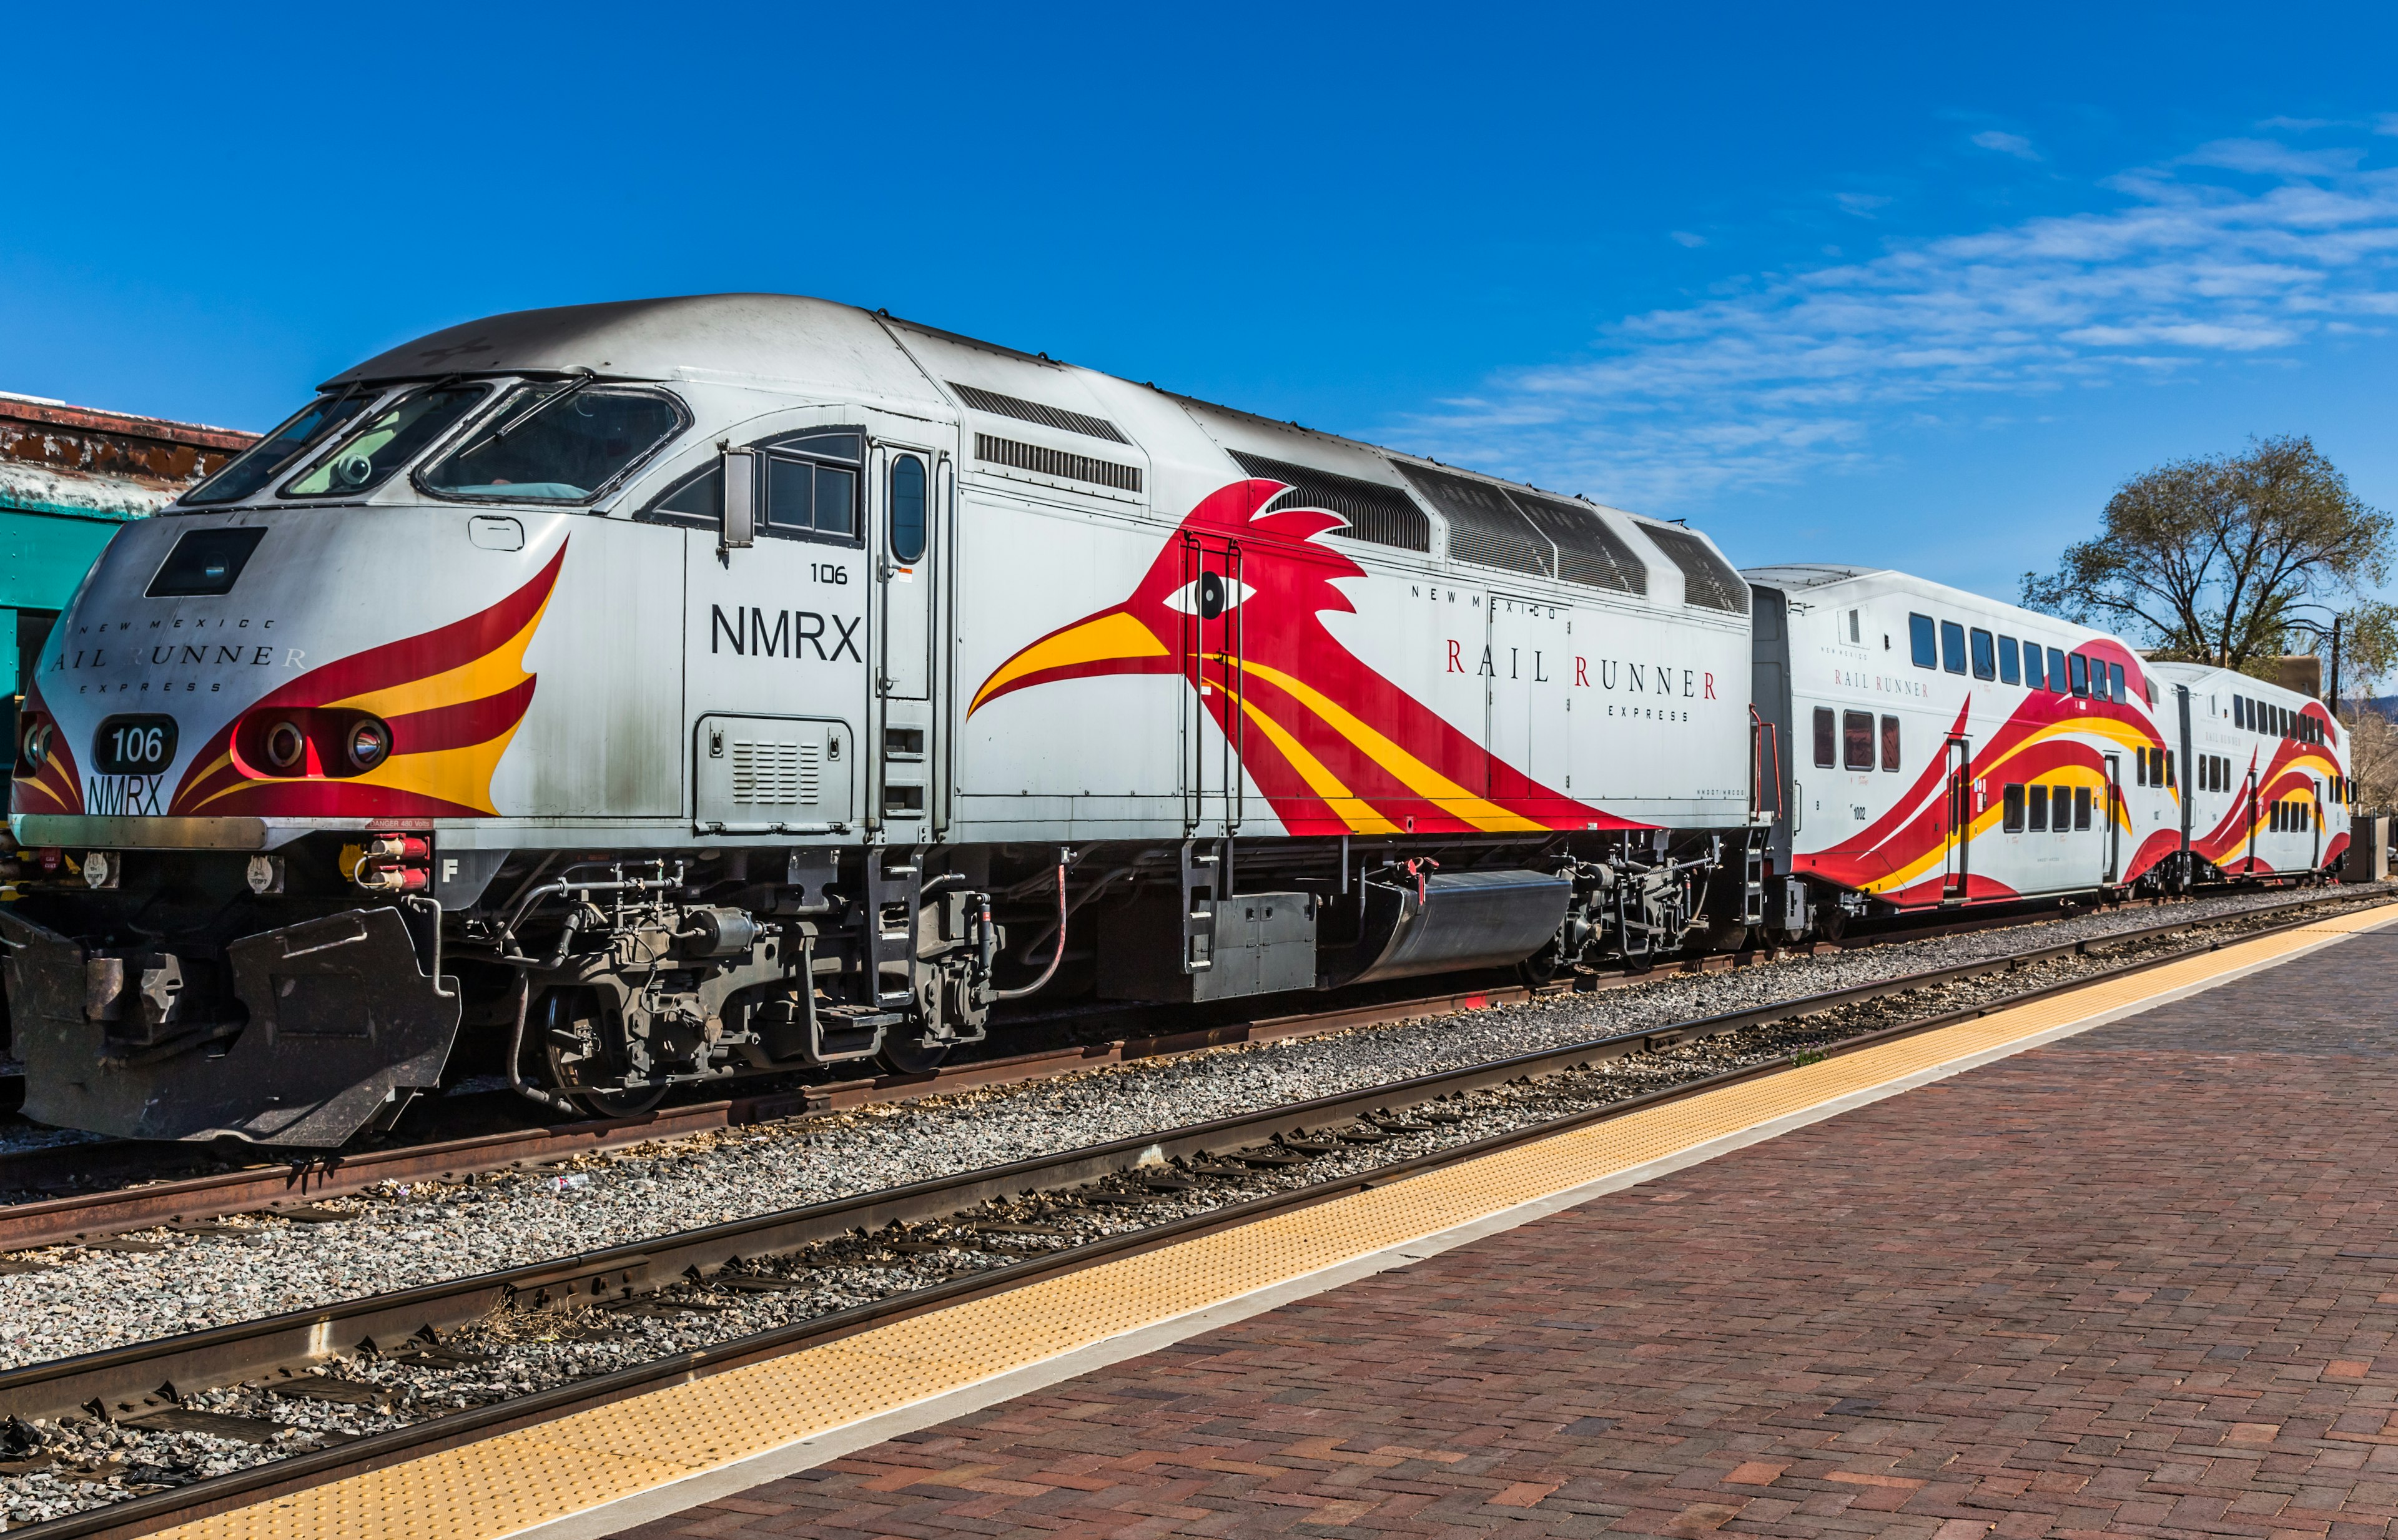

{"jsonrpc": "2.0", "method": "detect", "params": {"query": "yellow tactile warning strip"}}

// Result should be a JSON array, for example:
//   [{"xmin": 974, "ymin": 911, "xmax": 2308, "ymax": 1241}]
[{"xmin": 159, "ymin": 902, "xmax": 2398, "ymax": 1540}]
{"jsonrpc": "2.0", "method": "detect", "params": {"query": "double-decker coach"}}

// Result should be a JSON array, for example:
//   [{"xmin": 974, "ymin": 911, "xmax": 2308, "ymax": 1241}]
[{"xmin": 1746, "ymin": 564, "xmax": 2349, "ymax": 935}]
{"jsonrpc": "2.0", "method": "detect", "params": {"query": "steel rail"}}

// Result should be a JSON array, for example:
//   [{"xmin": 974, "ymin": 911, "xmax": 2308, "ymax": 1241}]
[
  {"xmin": 1, "ymin": 889, "xmax": 2379, "ymax": 1438},
  {"xmin": 0, "ymin": 980, "xmax": 1556, "ymax": 1251},
  {"xmin": 16, "ymin": 893, "xmax": 2384, "ymax": 1540},
  {"xmin": 0, "ymin": 884, "xmax": 2359, "ymax": 1251}
]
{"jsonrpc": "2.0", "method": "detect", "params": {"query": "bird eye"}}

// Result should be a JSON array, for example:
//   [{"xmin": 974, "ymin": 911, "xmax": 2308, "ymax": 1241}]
[{"xmin": 1164, "ymin": 574, "xmax": 1253, "ymax": 619}]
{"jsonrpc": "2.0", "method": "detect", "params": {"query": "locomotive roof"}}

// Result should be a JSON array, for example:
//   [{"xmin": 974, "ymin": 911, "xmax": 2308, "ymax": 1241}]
[{"xmin": 326, "ymin": 294, "xmax": 1749, "ymax": 615}]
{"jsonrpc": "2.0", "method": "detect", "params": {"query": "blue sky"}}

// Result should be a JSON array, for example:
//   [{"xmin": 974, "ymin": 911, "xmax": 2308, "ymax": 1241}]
[{"xmin": 11, "ymin": 1, "xmax": 2398, "ymax": 613}]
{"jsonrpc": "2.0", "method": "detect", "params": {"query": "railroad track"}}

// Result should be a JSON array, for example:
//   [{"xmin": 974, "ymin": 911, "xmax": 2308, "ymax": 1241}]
[
  {"xmin": 2, "ymin": 889, "xmax": 2386, "ymax": 1538},
  {"xmin": 0, "ymin": 883, "xmax": 2366, "ymax": 1255}
]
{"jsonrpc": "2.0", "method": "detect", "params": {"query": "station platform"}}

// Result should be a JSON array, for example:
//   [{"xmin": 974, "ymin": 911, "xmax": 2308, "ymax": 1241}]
[{"xmin": 160, "ymin": 904, "xmax": 2398, "ymax": 1540}]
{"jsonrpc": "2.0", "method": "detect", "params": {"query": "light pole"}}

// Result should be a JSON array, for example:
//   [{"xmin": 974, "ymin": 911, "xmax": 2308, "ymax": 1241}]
[{"xmin": 2282, "ymin": 610, "xmax": 2342, "ymax": 718}]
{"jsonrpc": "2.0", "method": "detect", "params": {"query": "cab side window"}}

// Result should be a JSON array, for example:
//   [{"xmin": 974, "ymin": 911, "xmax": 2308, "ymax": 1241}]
[
  {"xmin": 1880, "ymin": 714, "xmax": 1900, "ymax": 772},
  {"xmin": 1813, "ymin": 707, "xmax": 1836, "ymax": 768},
  {"xmin": 888, "ymin": 454, "xmax": 928, "ymax": 563}
]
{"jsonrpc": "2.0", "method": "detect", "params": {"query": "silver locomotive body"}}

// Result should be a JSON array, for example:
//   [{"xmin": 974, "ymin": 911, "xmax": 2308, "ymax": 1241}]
[{"xmin": 5, "ymin": 295, "xmax": 1766, "ymax": 1145}]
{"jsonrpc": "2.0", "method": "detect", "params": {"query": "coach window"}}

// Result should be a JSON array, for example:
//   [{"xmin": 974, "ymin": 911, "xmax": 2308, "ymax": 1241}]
[
  {"xmin": 2021, "ymin": 643, "xmax": 2045, "ymax": 690},
  {"xmin": 1812, "ymin": 708, "xmax": 1836, "ymax": 768},
  {"xmin": 1970, "ymin": 628, "xmax": 1996, "ymax": 680},
  {"xmin": 2073, "ymin": 786, "xmax": 2092, "ymax": 830},
  {"xmin": 1908, "ymin": 613, "xmax": 1937, "ymax": 668},
  {"xmin": 2233, "ymin": 695, "xmax": 2246, "ymax": 729},
  {"xmin": 2134, "ymin": 749, "xmax": 2147, "ymax": 787},
  {"xmin": 1843, "ymin": 710, "xmax": 1874, "ymax": 771},
  {"xmin": 2003, "ymin": 784, "xmax": 2025, "ymax": 831},
  {"xmin": 2164, "ymin": 750, "xmax": 2174, "ymax": 788},
  {"xmin": 1880, "ymin": 714, "xmax": 1900, "ymax": 771},
  {"xmin": 888, "ymin": 454, "xmax": 928, "ymax": 563},
  {"xmin": 2109, "ymin": 663, "xmax": 2126, "ymax": 703},
  {"xmin": 2068, "ymin": 654, "xmax": 2090, "ymax": 696},
  {"xmin": 2027, "ymin": 784, "xmax": 2048, "ymax": 831},
  {"xmin": 1940, "ymin": 619, "xmax": 1966, "ymax": 674},
  {"xmin": 1998, "ymin": 636, "xmax": 2021, "ymax": 685}
]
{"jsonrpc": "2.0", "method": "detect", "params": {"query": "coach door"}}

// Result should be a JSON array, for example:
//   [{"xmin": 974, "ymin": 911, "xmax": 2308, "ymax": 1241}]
[
  {"xmin": 873, "ymin": 441, "xmax": 940, "ymax": 836},
  {"xmin": 1942, "ymin": 736, "xmax": 1971, "ymax": 900},
  {"xmin": 2244, "ymin": 770, "xmax": 2260, "ymax": 874},
  {"xmin": 2102, "ymin": 753, "xmax": 2122, "ymax": 885},
  {"xmin": 1178, "ymin": 532, "xmax": 1246, "ymax": 836}
]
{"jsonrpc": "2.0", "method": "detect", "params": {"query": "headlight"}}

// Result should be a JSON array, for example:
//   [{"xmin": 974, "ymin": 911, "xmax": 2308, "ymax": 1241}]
[
  {"xmin": 19, "ymin": 720, "xmax": 51, "ymax": 771},
  {"xmin": 346, "ymin": 717, "xmax": 392, "ymax": 771},
  {"xmin": 264, "ymin": 719, "xmax": 307, "ymax": 771}
]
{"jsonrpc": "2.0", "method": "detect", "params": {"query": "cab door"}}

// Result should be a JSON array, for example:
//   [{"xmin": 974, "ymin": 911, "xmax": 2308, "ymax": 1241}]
[{"xmin": 872, "ymin": 440, "xmax": 941, "ymax": 836}]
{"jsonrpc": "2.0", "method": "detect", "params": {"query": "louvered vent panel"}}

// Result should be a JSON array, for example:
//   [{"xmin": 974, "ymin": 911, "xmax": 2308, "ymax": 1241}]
[
  {"xmin": 1226, "ymin": 450, "xmax": 1430, "ymax": 553},
  {"xmin": 975, "ymin": 433, "xmax": 1143, "ymax": 492},
  {"xmin": 1510, "ymin": 489, "xmax": 1648, "ymax": 596},
  {"xmin": 949, "ymin": 383, "xmax": 1129, "ymax": 443},
  {"xmin": 1393, "ymin": 463, "xmax": 1552, "ymax": 578},
  {"xmin": 1640, "ymin": 523, "xmax": 1750, "ymax": 614},
  {"xmin": 730, "ymin": 739, "xmax": 821, "ymax": 807}
]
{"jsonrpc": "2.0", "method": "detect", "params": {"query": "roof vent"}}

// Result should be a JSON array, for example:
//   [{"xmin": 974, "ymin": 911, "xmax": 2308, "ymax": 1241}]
[
  {"xmin": 949, "ymin": 383, "xmax": 1128, "ymax": 444},
  {"xmin": 1393, "ymin": 465, "xmax": 1552, "ymax": 580},
  {"xmin": 1226, "ymin": 450, "xmax": 1429, "ymax": 552},
  {"xmin": 1639, "ymin": 522, "xmax": 1749, "ymax": 614},
  {"xmin": 975, "ymin": 433, "xmax": 1142, "ymax": 493},
  {"xmin": 1510, "ymin": 490, "xmax": 1647, "ymax": 596}
]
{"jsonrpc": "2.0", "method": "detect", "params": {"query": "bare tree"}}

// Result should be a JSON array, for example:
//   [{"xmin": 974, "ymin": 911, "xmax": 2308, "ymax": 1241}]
[
  {"xmin": 2023, "ymin": 436, "xmax": 2394, "ymax": 690},
  {"xmin": 2342, "ymin": 706, "xmax": 2398, "ymax": 818}
]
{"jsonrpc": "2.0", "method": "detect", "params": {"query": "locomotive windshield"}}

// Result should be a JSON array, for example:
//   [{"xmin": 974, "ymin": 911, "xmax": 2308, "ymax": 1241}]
[
  {"xmin": 182, "ymin": 388, "xmax": 377, "ymax": 505},
  {"xmin": 420, "ymin": 382, "xmax": 683, "ymax": 503},
  {"xmin": 281, "ymin": 383, "xmax": 491, "ymax": 498}
]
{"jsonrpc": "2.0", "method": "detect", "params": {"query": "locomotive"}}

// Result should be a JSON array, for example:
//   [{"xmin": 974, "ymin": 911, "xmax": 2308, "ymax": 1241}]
[{"xmin": 0, "ymin": 296, "xmax": 2352, "ymax": 1147}]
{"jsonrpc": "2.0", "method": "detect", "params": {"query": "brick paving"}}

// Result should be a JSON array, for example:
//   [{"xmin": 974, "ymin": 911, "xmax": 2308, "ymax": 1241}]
[{"xmin": 611, "ymin": 928, "xmax": 2398, "ymax": 1539}]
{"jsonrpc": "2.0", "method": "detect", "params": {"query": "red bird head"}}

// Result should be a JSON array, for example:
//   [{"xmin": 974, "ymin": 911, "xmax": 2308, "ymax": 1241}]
[
  {"xmin": 971, "ymin": 478, "xmax": 1644, "ymax": 838},
  {"xmin": 972, "ymin": 479, "xmax": 1353, "ymax": 712}
]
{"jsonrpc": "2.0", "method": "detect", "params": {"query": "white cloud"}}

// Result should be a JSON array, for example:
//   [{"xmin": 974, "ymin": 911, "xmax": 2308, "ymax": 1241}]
[
  {"xmin": 1668, "ymin": 230, "xmax": 1707, "ymax": 248},
  {"xmin": 1393, "ymin": 129, "xmax": 2398, "ymax": 509},
  {"xmin": 1834, "ymin": 192, "xmax": 1892, "ymax": 217},
  {"xmin": 1971, "ymin": 129, "xmax": 2041, "ymax": 160}
]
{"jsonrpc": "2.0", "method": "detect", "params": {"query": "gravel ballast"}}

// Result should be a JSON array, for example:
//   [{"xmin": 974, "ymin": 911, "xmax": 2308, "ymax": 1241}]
[{"xmin": 0, "ymin": 885, "xmax": 2387, "ymax": 1524}]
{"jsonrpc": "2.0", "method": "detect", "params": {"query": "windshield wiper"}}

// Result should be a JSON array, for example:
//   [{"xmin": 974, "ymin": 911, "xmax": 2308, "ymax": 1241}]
[{"xmin": 461, "ymin": 370, "xmax": 596, "ymax": 458}]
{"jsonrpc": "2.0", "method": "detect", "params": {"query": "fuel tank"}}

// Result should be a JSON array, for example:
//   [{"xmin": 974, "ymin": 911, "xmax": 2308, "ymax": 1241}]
[{"xmin": 1317, "ymin": 868, "xmax": 1570, "ymax": 989}]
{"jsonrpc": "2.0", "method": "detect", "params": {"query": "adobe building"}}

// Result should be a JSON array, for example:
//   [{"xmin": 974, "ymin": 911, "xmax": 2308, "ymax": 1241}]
[{"xmin": 1, "ymin": 392, "xmax": 257, "ymax": 738}]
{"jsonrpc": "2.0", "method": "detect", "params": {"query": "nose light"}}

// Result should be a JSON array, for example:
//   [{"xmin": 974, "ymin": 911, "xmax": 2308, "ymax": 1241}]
[
  {"xmin": 347, "ymin": 718, "xmax": 392, "ymax": 771},
  {"xmin": 264, "ymin": 720, "xmax": 307, "ymax": 771}
]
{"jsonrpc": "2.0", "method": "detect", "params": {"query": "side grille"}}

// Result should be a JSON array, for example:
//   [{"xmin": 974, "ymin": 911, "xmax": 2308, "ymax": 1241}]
[
  {"xmin": 975, "ymin": 433, "xmax": 1143, "ymax": 493},
  {"xmin": 1510, "ymin": 489, "xmax": 1648, "ymax": 596},
  {"xmin": 1640, "ymin": 523, "xmax": 1750, "ymax": 614},
  {"xmin": 1226, "ymin": 450, "xmax": 1430, "ymax": 552},
  {"xmin": 730, "ymin": 739, "xmax": 821, "ymax": 807},
  {"xmin": 1394, "ymin": 464, "xmax": 1552, "ymax": 579},
  {"xmin": 949, "ymin": 382, "xmax": 1129, "ymax": 444}
]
